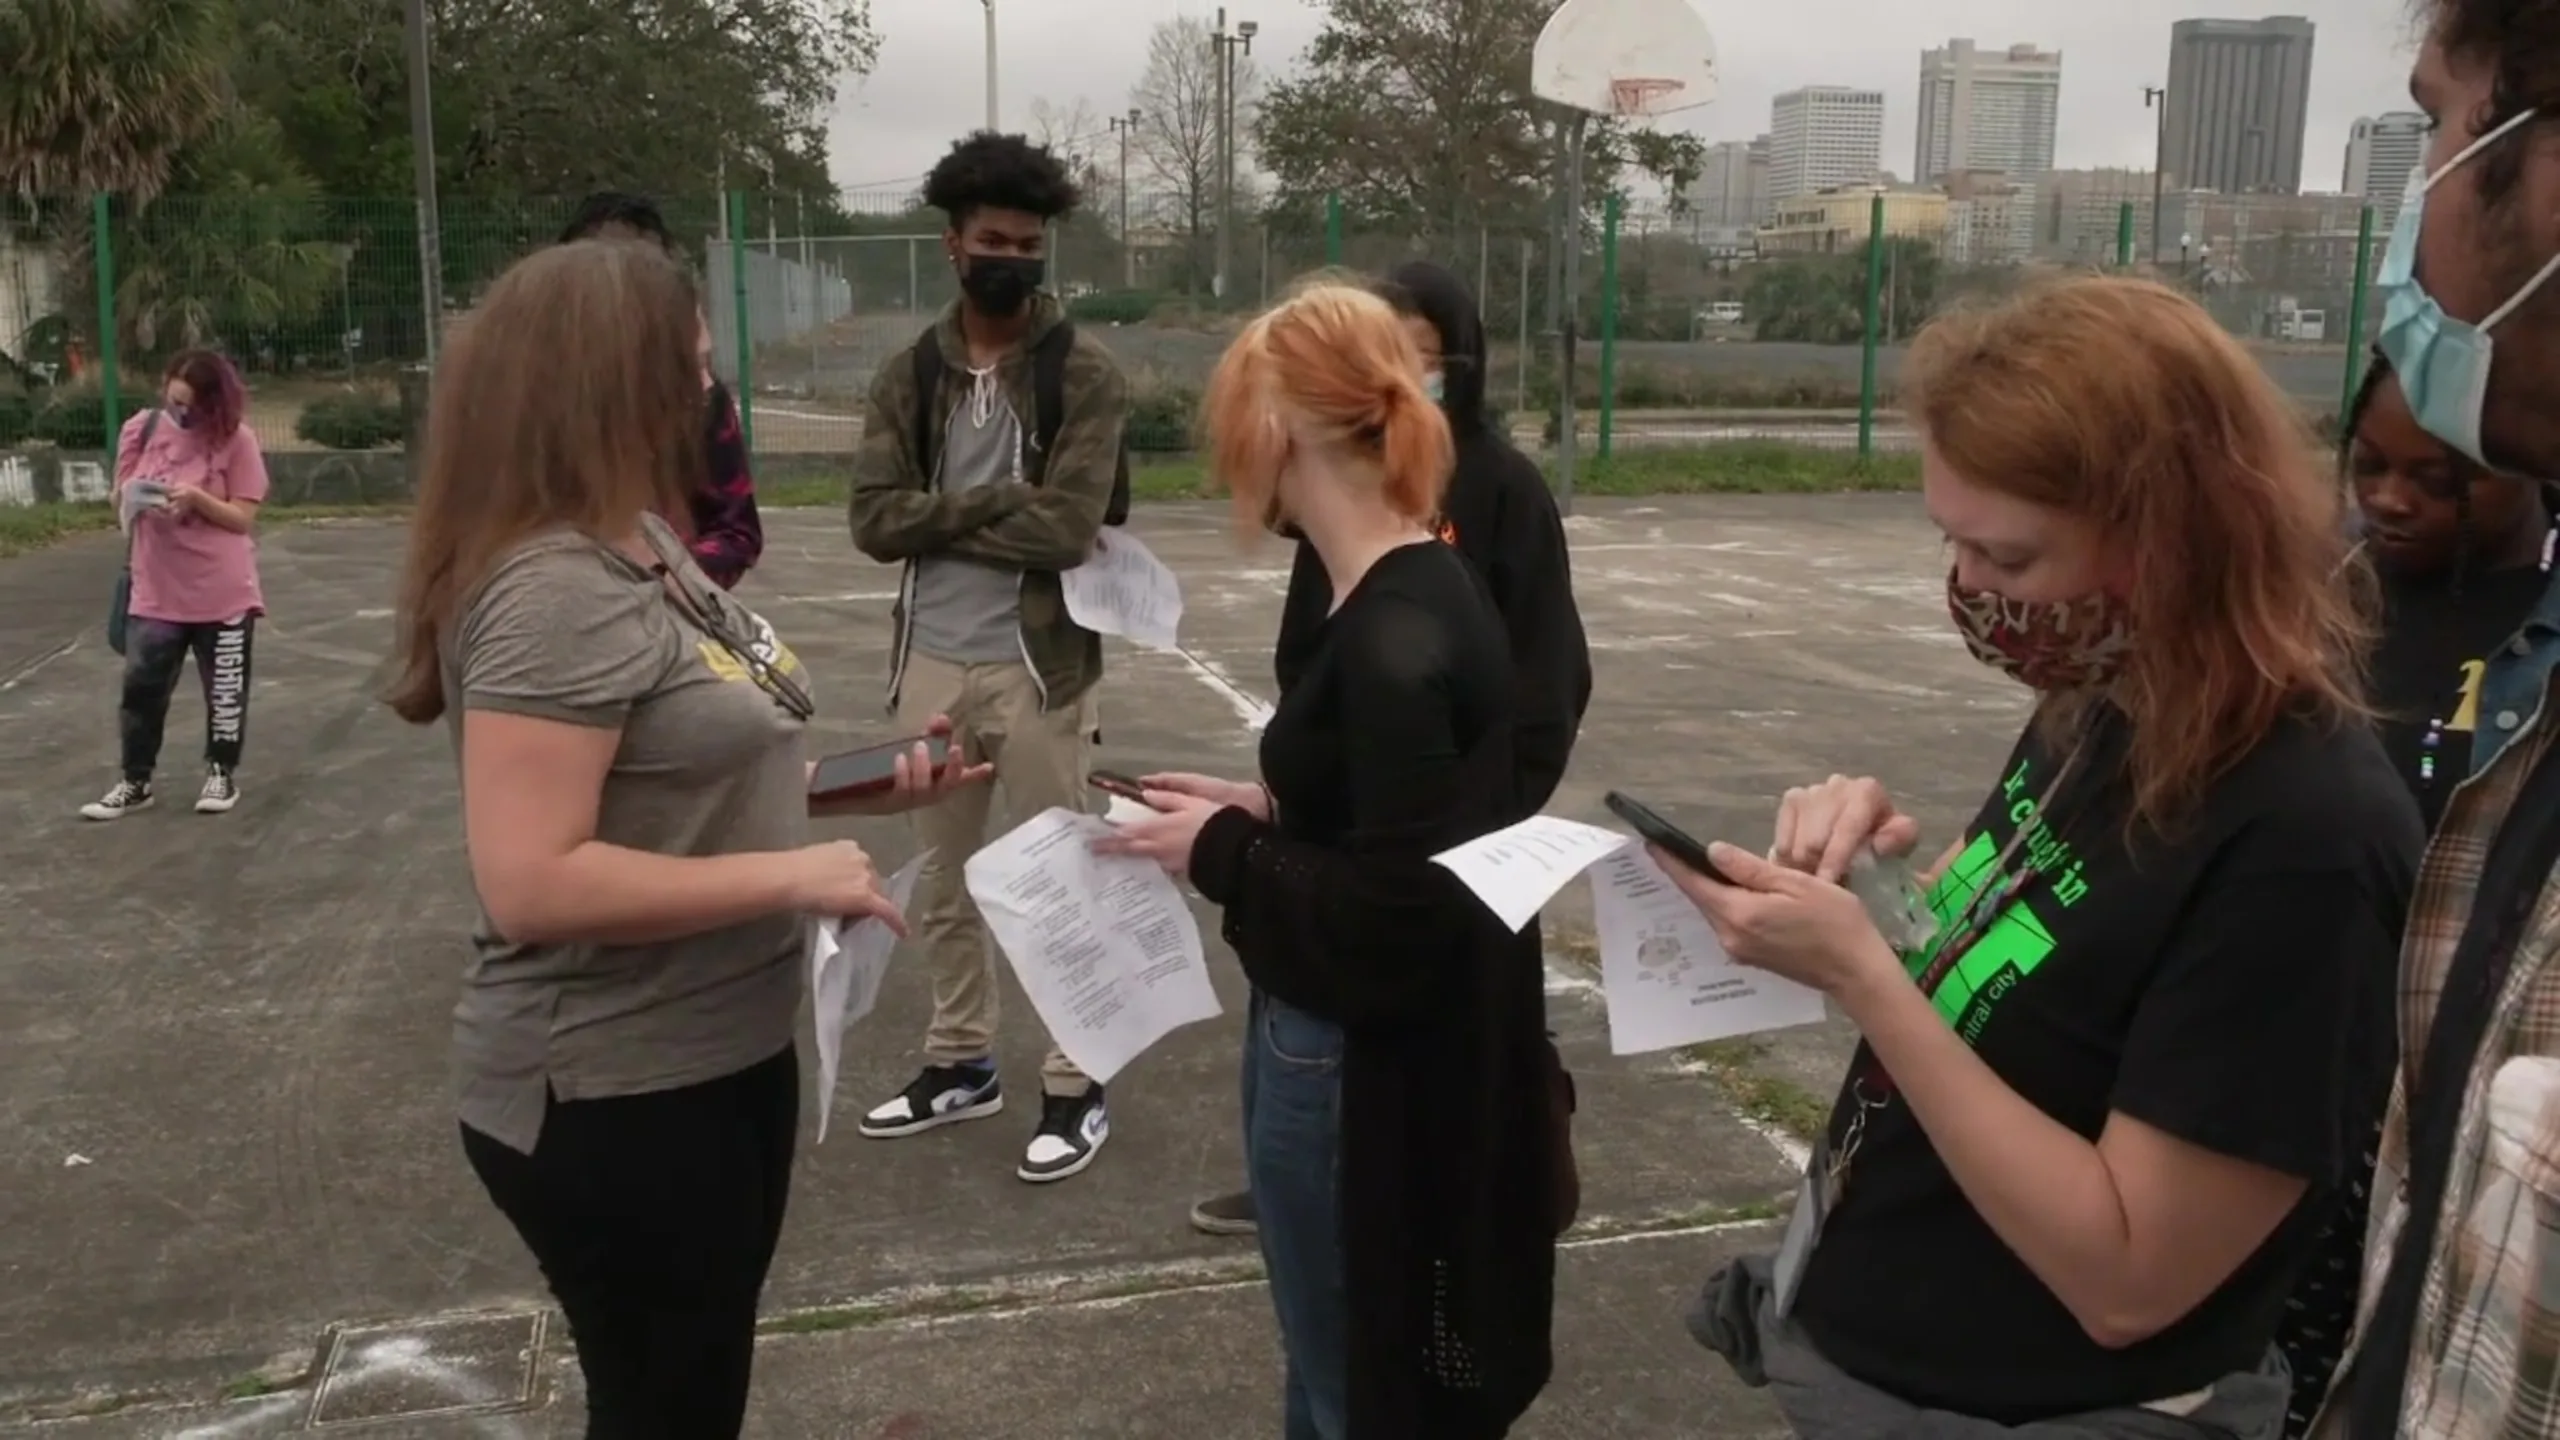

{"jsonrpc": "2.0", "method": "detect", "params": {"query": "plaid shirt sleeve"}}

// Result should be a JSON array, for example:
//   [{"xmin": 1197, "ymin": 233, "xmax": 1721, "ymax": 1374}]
[
  {"xmin": 2317, "ymin": 713, "xmax": 2560, "ymax": 1440},
  {"xmin": 690, "ymin": 384, "xmax": 763, "ymax": 590}
]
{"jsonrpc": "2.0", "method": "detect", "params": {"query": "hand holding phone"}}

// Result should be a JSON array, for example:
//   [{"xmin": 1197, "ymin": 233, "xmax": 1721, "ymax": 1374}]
[
  {"xmin": 1089, "ymin": 769, "xmax": 1150, "ymax": 803},
  {"xmin": 1604, "ymin": 790, "xmax": 1736, "ymax": 886},
  {"xmin": 809, "ymin": 735, "xmax": 954, "ymax": 801}
]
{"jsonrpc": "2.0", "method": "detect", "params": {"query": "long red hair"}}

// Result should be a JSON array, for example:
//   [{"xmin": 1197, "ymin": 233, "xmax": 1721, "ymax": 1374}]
[
  {"xmin": 1202, "ymin": 279, "xmax": 1452, "ymax": 539},
  {"xmin": 1904, "ymin": 277, "xmax": 2364, "ymax": 832}
]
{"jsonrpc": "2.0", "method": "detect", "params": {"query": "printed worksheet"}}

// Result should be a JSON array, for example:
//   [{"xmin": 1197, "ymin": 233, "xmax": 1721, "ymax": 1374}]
[
  {"xmin": 808, "ymin": 850, "xmax": 931, "ymax": 1143},
  {"xmin": 1061, "ymin": 529, "xmax": 1184, "ymax": 651},
  {"xmin": 965, "ymin": 808, "xmax": 1221, "ymax": 1081},
  {"xmin": 1586, "ymin": 846, "xmax": 1827, "ymax": 1052},
  {"xmin": 1433, "ymin": 815, "xmax": 1827, "ymax": 1052}
]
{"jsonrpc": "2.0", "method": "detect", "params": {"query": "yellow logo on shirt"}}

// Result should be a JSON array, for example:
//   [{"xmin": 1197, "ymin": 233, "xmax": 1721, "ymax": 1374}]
[{"xmin": 2450, "ymin": 659, "xmax": 2487, "ymax": 733}]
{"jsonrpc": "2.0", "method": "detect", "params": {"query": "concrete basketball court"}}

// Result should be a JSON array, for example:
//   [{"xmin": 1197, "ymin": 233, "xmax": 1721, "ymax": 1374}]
[{"xmin": 0, "ymin": 497, "xmax": 2029, "ymax": 1438}]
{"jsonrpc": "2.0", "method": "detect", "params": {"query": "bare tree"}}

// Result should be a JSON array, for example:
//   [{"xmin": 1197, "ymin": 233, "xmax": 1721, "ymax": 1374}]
[
  {"xmin": 1027, "ymin": 95, "xmax": 1103, "ymax": 156},
  {"xmin": 1128, "ymin": 14, "xmax": 1256, "ymax": 283}
]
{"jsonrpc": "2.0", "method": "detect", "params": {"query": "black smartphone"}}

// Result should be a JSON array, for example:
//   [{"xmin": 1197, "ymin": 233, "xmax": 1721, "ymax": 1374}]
[
  {"xmin": 809, "ymin": 736, "xmax": 952, "ymax": 800},
  {"xmin": 1089, "ymin": 769, "xmax": 1150, "ymax": 803},
  {"xmin": 1603, "ymin": 791, "xmax": 1736, "ymax": 885}
]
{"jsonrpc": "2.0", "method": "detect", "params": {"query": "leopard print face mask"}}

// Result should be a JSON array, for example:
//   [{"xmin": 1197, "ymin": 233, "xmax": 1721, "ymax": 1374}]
[{"xmin": 1945, "ymin": 570, "xmax": 2135, "ymax": 692}]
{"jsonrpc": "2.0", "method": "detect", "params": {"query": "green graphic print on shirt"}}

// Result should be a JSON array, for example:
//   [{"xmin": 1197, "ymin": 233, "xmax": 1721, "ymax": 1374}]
[{"xmin": 1913, "ymin": 752, "xmax": 2092, "ymax": 1044}]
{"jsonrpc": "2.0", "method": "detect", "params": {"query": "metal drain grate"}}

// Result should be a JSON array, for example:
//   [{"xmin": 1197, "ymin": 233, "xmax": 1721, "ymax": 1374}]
[{"xmin": 309, "ymin": 1311, "xmax": 544, "ymax": 1426}]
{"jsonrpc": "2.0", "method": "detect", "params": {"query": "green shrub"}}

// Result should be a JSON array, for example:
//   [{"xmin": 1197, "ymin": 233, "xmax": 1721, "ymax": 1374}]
[
  {"xmin": 1126, "ymin": 383, "xmax": 1198, "ymax": 453},
  {"xmin": 1068, "ymin": 290, "xmax": 1166, "ymax": 326},
  {"xmin": 0, "ymin": 387, "xmax": 33, "ymax": 447},
  {"xmin": 31, "ymin": 388, "xmax": 151, "ymax": 449},
  {"xmin": 296, "ymin": 389, "xmax": 405, "ymax": 450}
]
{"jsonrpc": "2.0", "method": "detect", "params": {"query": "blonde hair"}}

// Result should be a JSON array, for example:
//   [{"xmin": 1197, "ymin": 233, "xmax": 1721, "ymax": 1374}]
[{"xmin": 1202, "ymin": 280, "xmax": 1453, "ymax": 539}]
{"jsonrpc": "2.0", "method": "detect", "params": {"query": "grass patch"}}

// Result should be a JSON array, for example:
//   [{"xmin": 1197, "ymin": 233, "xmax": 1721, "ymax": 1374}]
[
  {"xmin": 1682, "ymin": 1037, "xmax": 1832, "ymax": 1141},
  {"xmin": 218, "ymin": 1372, "xmax": 292, "ymax": 1401},
  {"xmin": 0, "ymin": 502, "xmax": 116, "ymax": 557}
]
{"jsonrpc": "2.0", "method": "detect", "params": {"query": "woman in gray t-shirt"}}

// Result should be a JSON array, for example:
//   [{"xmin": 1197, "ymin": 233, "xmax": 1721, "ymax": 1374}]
[{"xmin": 382, "ymin": 240, "xmax": 984, "ymax": 1438}]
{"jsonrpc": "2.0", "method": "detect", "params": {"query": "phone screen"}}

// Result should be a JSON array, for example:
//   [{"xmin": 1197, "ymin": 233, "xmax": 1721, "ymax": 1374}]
[{"xmin": 809, "ymin": 736, "xmax": 949, "ymax": 797}]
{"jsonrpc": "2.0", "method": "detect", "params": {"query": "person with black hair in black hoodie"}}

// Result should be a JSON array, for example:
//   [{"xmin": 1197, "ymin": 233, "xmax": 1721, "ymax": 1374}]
[{"xmin": 1188, "ymin": 259, "xmax": 1593, "ymax": 1238}]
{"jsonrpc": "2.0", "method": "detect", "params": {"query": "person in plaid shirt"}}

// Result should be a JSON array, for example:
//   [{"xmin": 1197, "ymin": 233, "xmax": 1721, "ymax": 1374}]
[
  {"xmin": 2309, "ymin": 4, "xmax": 2560, "ymax": 1435},
  {"xmin": 557, "ymin": 193, "xmax": 766, "ymax": 590}
]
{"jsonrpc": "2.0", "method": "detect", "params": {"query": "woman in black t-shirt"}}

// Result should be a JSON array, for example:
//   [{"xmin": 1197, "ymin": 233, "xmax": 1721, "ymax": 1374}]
[{"xmin": 1662, "ymin": 278, "xmax": 2423, "ymax": 1436}]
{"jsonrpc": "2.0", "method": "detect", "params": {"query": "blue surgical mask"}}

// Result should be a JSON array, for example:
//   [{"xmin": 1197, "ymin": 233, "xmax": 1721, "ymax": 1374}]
[
  {"xmin": 2375, "ymin": 108, "xmax": 2560, "ymax": 469},
  {"xmin": 1422, "ymin": 370, "xmax": 1445, "ymax": 404}
]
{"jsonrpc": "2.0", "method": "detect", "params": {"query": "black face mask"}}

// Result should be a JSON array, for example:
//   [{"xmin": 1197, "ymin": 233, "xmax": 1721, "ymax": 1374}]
[{"xmin": 959, "ymin": 253, "xmax": 1043, "ymax": 316}]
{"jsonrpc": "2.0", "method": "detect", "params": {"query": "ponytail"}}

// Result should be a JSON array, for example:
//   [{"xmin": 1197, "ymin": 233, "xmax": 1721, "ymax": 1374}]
[{"xmin": 1376, "ymin": 372, "xmax": 1453, "ymax": 525}]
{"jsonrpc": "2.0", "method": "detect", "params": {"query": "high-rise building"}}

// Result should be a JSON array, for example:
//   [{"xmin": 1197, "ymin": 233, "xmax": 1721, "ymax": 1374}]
[
  {"xmin": 1915, "ymin": 40, "xmax": 2063, "ymax": 185},
  {"xmin": 1769, "ymin": 86, "xmax": 1886, "ymax": 202},
  {"xmin": 1688, "ymin": 136, "xmax": 1771, "ymax": 227},
  {"xmin": 2161, "ymin": 16, "xmax": 2317, "ymax": 194},
  {"xmin": 2344, "ymin": 111, "xmax": 2429, "ymax": 228}
]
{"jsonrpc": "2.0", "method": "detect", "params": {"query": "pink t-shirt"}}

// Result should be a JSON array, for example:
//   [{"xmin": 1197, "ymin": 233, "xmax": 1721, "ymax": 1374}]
[{"xmin": 117, "ymin": 410, "xmax": 271, "ymax": 624}]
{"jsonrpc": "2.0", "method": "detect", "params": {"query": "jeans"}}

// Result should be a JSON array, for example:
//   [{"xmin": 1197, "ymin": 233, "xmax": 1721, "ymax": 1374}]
[
  {"xmin": 119, "ymin": 615, "xmax": 253, "ymax": 780},
  {"xmin": 1245, "ymin": 990, "xmax": 1351, "ymax": 1440},
  {"xmin": 460, "ymin": 1046, "xmax": 798, "ymax": 1440}
]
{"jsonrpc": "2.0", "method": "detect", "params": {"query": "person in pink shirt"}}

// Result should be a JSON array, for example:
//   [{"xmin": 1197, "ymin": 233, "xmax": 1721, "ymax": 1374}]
[{"xmin": 82, "ymin": 349, "xmax": 269, "ymax": 820}]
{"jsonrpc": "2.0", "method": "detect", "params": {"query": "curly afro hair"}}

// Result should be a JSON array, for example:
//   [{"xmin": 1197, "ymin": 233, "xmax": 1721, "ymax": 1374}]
[{"xmin": 922, "ymin": 131, "xmax": 1082, "ymax": 228}]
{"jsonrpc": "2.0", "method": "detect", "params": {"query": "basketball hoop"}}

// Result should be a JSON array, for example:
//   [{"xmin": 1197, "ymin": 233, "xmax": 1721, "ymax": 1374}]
[{"xmin": 1609, "ymin": 78, "xmax": 1686, "ymax": 117}]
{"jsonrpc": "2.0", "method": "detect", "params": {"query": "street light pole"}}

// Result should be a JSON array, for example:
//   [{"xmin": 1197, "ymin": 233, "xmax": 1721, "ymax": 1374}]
[
  {"xmin": 1210, "ymin": 10, "xmax": 1256, "ymax": 304},
  {"xmin": 403, "ymin": 0, "xmax": 444, "ymax": 370},
  {"xmin": 2143, "ymin": 84, "xmax": 2169, "ymax": 268},
  {"xmin": 981, "ymin": 0, "xmax": 999, "ymax": 131},
  {"xmin": 1110, "ymin": 109, "xmax": 1142, "ymax": 288}
]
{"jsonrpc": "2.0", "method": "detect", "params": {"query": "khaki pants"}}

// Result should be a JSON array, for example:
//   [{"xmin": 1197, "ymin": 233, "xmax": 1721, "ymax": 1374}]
[{"xmin": 895, "ymin": 652, "xmax": 1093, "ymax": 1097}]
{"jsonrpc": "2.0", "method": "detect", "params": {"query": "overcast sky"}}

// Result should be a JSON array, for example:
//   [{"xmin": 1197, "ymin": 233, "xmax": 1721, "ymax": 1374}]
[{"xmin": 820, "ymin": 0, "xmax": 2418, "ymax": 203}]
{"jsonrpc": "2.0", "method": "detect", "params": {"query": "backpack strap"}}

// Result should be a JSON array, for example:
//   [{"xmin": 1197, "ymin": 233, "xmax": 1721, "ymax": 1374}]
[{"xmin": 909, "ymin": 327, "xmax": 943, "ymax": 484}]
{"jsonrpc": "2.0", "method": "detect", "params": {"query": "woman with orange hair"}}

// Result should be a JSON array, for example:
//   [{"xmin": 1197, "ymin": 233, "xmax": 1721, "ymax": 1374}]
[
  {"xmin": 1099, "ymin": 281, "xmax": 1559, "ymax": 1438},
  {"xmin": 1662, "ymin": 277, "xmax": 2421, "ymax": 1434}
]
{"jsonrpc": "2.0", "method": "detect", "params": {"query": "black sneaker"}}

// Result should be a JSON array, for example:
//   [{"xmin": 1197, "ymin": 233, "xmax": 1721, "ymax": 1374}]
[
  {"xmin": 80, "ymin": 779, "xmax": 153, "ymax": 821},
  {"xmin": 1017, "ymin": 1086, "xmax": 1109, "ymax": 1183},
  {"xmin": 195, "ymin": 765, "xmax": 239, "ymax": 814},
  {"xmin": 857, "ymin": 1063, "xmax": 1003, "ymax": 1138},
  {"xmin": 1189, "ymin": 1189, "xmax": 1258, "ymax": 1236}
]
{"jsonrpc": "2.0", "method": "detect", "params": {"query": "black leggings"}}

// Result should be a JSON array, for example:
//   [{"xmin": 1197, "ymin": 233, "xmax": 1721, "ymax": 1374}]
[
  {"xmin": 119, "ymin": 615, "xmax": 254, "ymax": 780},
  {"xmin": 460, "ymin": 1046, "xmax": 799, "ymax": 1440}
]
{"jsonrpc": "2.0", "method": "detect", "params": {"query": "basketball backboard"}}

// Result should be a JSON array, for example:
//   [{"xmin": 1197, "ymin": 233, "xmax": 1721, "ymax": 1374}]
[{"xmin": 1530, "ymin": 0, "xmax": 1717, "ymax": 118}]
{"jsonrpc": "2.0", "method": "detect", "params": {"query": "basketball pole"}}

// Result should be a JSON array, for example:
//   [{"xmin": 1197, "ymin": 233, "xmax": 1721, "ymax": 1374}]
[{"xmin": 1555, "ymin": 112, "xmax": 1586, "ymax": 516}]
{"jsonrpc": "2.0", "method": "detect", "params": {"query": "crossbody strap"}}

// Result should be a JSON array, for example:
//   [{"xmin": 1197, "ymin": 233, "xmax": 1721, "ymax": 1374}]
[{"xmin": 123, "ymin": 410, "xmax": 163, "ymax": 561}]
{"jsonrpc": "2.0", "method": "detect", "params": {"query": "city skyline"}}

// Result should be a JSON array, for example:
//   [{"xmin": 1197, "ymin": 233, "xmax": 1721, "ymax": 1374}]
[{"xmin": 826, "ymin": 0, "xmax": 2418, "ymax": 200}]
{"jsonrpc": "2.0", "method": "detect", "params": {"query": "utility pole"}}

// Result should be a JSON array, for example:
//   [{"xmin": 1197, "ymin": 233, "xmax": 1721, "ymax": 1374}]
[
  {"xmin": 2143, "ymin": 84, "xmax": 2169, "ymax": 267},
  {"xmin": 980, "ymin": 0, "xmax": 999, "ymax": 131},
  {"xmin": 1210, "ymin": 9, "xmax": 1256, "ymax": 303},
  {"xmin": 1110, "ymin": 109, "xmax": 1143, "ymax": 288},
  {"xmin": 402, "ymin": 0, "xmax": 443, "ymax": 370}
]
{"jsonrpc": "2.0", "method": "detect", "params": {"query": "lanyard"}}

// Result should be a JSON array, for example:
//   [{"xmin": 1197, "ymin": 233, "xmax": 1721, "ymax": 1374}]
[{"xmin": 1828, "ymin": 721, "xmax": 2098, "ymax": 1189}]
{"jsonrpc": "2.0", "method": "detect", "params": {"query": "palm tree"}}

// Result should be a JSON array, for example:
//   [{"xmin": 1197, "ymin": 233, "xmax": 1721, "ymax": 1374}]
[{"xmin": 0, "ymin": 0, "xmax": 232, "ymax": 200}]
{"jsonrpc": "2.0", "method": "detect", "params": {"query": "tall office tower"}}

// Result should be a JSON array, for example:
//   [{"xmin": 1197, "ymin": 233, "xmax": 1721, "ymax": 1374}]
[
  {"xmin": 1915, "ymin": 39, "xmax": 2063, "ymax": 185},
  {"xmin": 1690, "ymin": 136, "xmax": 1771, "ymax": 226},
  {"xmin": 2162, "ymin": 16, "xmax": 2317, "ymax": 193},
  {"xmin": 2344, "ymin": 111, "xmax": 2429, "ymax": 227},
  {"xmin": 1769, "ymin": 86, "xmax": 1886, "ymax": 202}
]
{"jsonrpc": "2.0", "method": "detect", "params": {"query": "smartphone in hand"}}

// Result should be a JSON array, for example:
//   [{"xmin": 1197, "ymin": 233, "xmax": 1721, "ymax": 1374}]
[
  {"xmin": 1089, "ymin": 769, "xmax": 1153, "ymax": 805},
  {"xmin": 1603, "ymin": 791, "xmax": 1736, "ymax": 885},
  {"xmin": 809, "ymin": 736, "xmax": 952, "ymax": 802}
]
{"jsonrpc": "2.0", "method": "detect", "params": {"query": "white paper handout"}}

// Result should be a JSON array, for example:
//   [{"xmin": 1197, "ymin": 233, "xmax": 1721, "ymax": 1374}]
[
  {"xmin": 964, "ymin": 807, "xmax": 1222, "ymax": 1082},
  {"xmin": 119, "ymin": 479, "xmax": 170, "ymax": 533},
  {"xmin": 1431, "ymin": 815, "xmax": 1827, "ymax": 1053},
  {"xmin": 809, "ymin": 849, "xmax": 932, "ymax": 1143},
  {"xmin": 1061, "ymin": 529, "xmax": 1184, "ymax": 651}
]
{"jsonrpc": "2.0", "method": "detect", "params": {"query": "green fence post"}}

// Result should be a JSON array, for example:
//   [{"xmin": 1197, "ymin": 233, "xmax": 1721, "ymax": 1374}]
[
  {"xmin": 1597, "ymin": 193, "xmax": 1621, "ymax": 463},
  {"xmin": 1324, "ymin": 191, "xmax": 1343, "ymax": 266},
  {"xmin": 93, "ymin": 194, "xmax": 121, "ymax": 447},
  {"xmin": 2116, "ymin": 201, "xmax": 2135, "ymax": 269},
  {"xmin": 727, "ymin": 191, "xmax": 753, "ymax": 454},
  {"xmin": 2339, "ymin": 204, "xmax": 2378, "ymax": 421},
  {"xmin": 1857, "ymin": 192, "xmax": 1885, "ymax": 462}
]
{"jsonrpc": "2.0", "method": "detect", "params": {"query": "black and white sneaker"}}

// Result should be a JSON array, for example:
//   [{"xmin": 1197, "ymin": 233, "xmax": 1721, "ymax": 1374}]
[
  {"xmin": 79, "ymin": 779, "xmax": 153, "ymax": 821},
  {"xmin": 195, "ymin": 766, "xmax": 239, "ymax": 814},
  {"xmin": 858, "ymin": 1063, "xmax": 1004, "ymax": 1138},
  {"xmin": 1018, "ymin": 1086, "xmax": 1109, "ymax": 1184}
]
